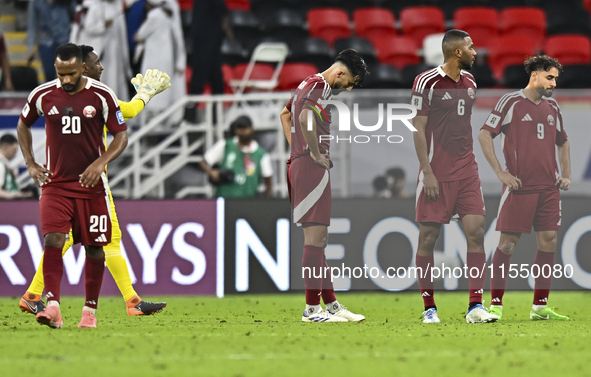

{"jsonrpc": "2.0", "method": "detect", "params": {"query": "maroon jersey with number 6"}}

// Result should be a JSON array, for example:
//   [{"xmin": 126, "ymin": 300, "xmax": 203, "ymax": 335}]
[
  {"xmin": 481, "ymin": 90, "xmax": 568, "ymax": 192},
  {"xmin": 20, "ymin": 78, "xmax": 126, "ymax": 198},
  {"xmin": 411, "ymin": 66, "xmax": 479, "ymax": 182}
]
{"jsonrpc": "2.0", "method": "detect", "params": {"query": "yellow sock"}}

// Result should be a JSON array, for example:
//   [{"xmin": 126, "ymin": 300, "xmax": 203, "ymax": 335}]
[
  {"xmin": 26, "ymin": 231, "xmax": 73, "ymax": 296},
  {"xmin": 106, "ymin": 211, "xmax": 137, "ymax": 301}
]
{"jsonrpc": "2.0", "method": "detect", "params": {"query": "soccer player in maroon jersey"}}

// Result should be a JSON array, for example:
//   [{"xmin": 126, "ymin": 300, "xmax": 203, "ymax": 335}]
[
  {"xmin": 412, "ymin": 30, "xmax": 498, "ymax": 323},
  {"xmin": 479, "ymin": 55, "xmax": 571, "ymax": 321},
  {"xmin": 16, "ymin": 43, "xmax": 128, "ymax": 329},
  {"xmin": 279, "ymin": 49, "xmax": 369, "ymax": 322}
]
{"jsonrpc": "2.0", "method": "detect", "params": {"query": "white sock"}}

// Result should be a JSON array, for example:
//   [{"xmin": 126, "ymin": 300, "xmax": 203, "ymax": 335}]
[
  {"xmin": 305, "ymin": 304, "xmax": 321, "ymax": 316},
  {"xmin": 47, "ymin": 300, "xmax": 60, "ymax": 308},
  {"xmin": 83, "ymin": 306, "xmax": 97, "ymax": 315},
  {"xmin": 533, "ymin": 304, "xmax": 546, "ymax": 311},
  {"xmin": 325, "ymin": 300, "xmax": 340, "ymax": 313}
]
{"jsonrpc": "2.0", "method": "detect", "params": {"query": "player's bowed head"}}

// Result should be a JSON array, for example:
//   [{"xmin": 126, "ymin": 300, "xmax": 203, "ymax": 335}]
[
  {"xmin": 54, "ymin": 43, "xmax": 86, "ymax": 94},
  {"xmin": 330, "ymin": 48, "xmax": 370, "ymax": 93},
  {"xmin": 524, "ymin": 55, "xmax": 563, "ymax": 100}
]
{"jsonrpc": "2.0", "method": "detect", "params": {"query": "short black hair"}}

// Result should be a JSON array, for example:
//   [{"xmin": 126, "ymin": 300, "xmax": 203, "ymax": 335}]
[
  {"xmin": 524, "ymin": 55, "xmax": 563, "ymax": 75},
  {"xmin": 0, "ymin": 133, "xmax": 18, "ymax": 146},
  {"xmin": 442, "ymin": 29, "xmax": 470, "ymax": 58},
  {"xmin": 335, "ymin": 49, "xmax": 369, "ymax": 86},
  {"xmin": 79, "ymin": 45, "xmax": 95, "ymax": 63},
  {"xmin": 230, "ymin": 115, "xmax": 252, "ymax": 132},
  {"xmin": 54, "ymin": 43, "xmax": 82, "ymax": 62},
  {"xmin": 386, "ymin": 167, "xmax": 405, "ymax": 180}
]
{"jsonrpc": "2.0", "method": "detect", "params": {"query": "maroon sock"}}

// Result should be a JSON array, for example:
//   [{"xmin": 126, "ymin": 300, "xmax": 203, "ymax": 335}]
[
  {"xmin": 321, "ymin": 256, "xmax": 337, "ymax": 304},
  {"xmin": 303, "ymin": 245, "xmax": 324, "ymax": 305},
  {"xmin": 533, "ymin": 250, "xmax": 554, "ymax": 306},
  {"xmin": 84, "ymin": 256, "xmax": 105, "ymax": 309},
  {"xmin": 490, "ymin": 248, "xmax": 511, "ymax": 305},
  {"xmin": 416, "ymin": 254, "xmax": 435, "ymax": 307},
  {"xmin": 467, "ymin": 252, "xmax": 486, "ymax": 304},
  {"xmin": 43, "ymin": 246, "xmax": 64, "ymax": 303}
]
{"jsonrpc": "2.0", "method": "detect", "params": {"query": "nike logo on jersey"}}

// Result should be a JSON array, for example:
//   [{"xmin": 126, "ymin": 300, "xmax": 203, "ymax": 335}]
[
  {"xmin": 48, "ymin": 106, "xmax": 59, "ymax": 115},
  {"xmin": 94, "ymin": 234, "xmax": 107, "ymax": 243},
  {"xmin": 442, "ymin": 92, "xmax": 452, "ymax": 100},
  {"xmin": 521, "ymin": 113, "xmax": 533, "ymax": 121}
]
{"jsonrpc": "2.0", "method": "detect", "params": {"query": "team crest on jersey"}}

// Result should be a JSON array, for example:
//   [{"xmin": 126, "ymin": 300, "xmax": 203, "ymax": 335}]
[
  {"xmin": 467, "ymin": 87, "xmax": 475, "ymax": 99},
  {"xmin": 547, "ymin": 114, "xmax": 555, "ymax": 126},
  {"xmin": 83, "ymin": 105, "xmax": 96, "ymax": 118}
]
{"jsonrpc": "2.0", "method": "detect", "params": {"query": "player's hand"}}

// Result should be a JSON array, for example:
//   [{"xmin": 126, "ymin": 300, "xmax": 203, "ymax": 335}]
[
  {"xmin": 26, "ymin": 162, "xmax": 52, "ymax": 188},
  {"xmin": 497, "ymin": 170, "xmax": 522, "ymax": 191},
  {"xmin": 131, "ymin": 69, "xmax": 171, "ymax": 105},
  {"xmin": 555, "ymin": 177, "xmax": 571, "ymax": 191},
  {"xmin": 310, "ymin": 152, "xmax": 330, "ymax": 170},
  {"xmin": 79, "ymin": 161, "xmax": 106, "ymax": 188},
  {"xmin": 423, "ymin": 171, "xmax": 439, "ymax": 200},
  {"xmin": 209, "ymin": 169, "xmax": 221, "ymax": 183}
]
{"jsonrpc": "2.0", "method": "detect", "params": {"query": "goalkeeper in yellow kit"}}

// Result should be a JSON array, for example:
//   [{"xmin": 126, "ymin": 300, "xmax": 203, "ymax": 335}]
[{"xmin": 19, "ymin": 45, "xmax": 171, "ymax": 316}]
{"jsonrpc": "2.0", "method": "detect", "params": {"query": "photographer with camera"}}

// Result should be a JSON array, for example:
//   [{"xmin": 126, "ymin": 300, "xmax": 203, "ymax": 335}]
[{"xmin": 200, "ymin": 116, "xmax": 273, "ymax": 198}]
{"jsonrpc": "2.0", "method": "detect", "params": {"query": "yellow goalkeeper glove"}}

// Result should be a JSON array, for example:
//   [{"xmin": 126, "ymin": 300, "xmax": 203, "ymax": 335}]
[{"xmin": 130, "ymin": 69, "xmax": 172, "ymax": 104}]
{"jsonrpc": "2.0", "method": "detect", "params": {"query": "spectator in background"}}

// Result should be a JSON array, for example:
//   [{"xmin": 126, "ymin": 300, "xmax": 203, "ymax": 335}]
[
  {"xmin": 189, "ymin": 0, "xmax": 233, "ymax": 95},
  {"xmin": 0, "ymin": 29, "xmax": 14, "ymax": 91},
  {"xmin": 0, "ymin": 134, "xmax": 32, "ymax": 199},
  {"xmin": 77, "ymin": 0, "xmax": 131, "ymax": 99},
  {"xmin": 200, "ymin": 116, "xmax": 273, "ymax": 198},
  {"xmin": 134, "ymin": 0, "xmax": 185, "ymax": 120},
  {"xmin": 372, "ymin": 176, "xmax": 390, "ymax": 198},
  {"xmin": 385, "ymin": 167, "xmax": 409, "ymax": 198},
  {"xmin": 26, "ymin": 0, "xmax": 75, "ymax": 82}
]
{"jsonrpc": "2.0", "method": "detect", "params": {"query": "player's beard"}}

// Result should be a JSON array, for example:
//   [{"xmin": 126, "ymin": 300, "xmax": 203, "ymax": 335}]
[
  {"xmin": 460, "ymin": 57, "xmax": 474, "ymax": 71},
  {"xmin": 62, "ymin": 75, "xmax": 82, "ymax": 92},
  {"xmin": 538, "ymin": 87, "xmax": 554, "ymax": 97}
]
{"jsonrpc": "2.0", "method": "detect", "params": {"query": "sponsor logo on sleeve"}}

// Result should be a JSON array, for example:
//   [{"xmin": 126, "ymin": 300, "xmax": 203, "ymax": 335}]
[
  {"xmin": 22, "ymin": 103, "xmax": 30, "ymax": 117},
  {"xmin": 485, "ymin": 113, "xmax": 501, "ymax": 128},
  {"xmin": 411, "ymin": 95, "xmax": 423, "ymax": 110},
  {"xmin": 116, "ymin": 110, "xmax": 125, "ymax": 124}
]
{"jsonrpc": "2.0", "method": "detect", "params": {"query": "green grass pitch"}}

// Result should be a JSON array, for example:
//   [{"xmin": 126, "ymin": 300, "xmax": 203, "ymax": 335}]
[{"xmin": 1, "ymin": 291, "xmax": 589, "ymax": 377}]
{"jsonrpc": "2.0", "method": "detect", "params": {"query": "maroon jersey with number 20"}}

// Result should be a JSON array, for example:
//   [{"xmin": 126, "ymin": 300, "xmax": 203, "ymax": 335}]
[{"xmin": 20, "ymin": 78, "xmax": 127, "ymax": 198}]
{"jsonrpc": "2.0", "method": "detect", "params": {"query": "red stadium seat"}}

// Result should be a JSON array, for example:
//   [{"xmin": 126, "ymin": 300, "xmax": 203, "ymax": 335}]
[
  {"xmin": 178, "ymin": 0, "xmax": 193, "ymax": 11},
  {"xmin": 307, "ymin": 8, "xmax": 351, "ymax": 47},
  {"xmin": 373, "ymin": 35, "xmax": 420, "ymax": 69},
  {"xmin": 353, "ymin": 8, "xmax": 397, "ymax": 42},
  {"xmin": 585, "ymin": 0, "xmax": 591, "ymax": 13},
  {"xmin": 232, "ymin": 63, "xmax": 275, "ymax": 92},
  {"xmin": 499, "ymin": 7, "xmax": 546, "ymax": 50},
  {"xmin": 544, "ymin": 35, "xmax": 591, "ymax": 65},
  {"xmin": 399, "ymin": 6, "xmax": 445, "ymax": 46},
  {"xmin": 453, "ymin": 7, "xmax": 499, "ymax": 49},
  {"xmin": 225, "ymin": 0, "xmax": 251, "ymax": 11},
  {"xmin": 488, "ymin": 35, "xmax": 538, "ymax": 79},
  {"xmin": 277, "ymin": 63, "xmax": 318, "ymax": 91}
]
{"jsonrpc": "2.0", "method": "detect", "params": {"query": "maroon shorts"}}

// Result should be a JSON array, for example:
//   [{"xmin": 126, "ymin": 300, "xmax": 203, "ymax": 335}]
[
  {"xmin": 496, "ymin": 188, "xmax": 561, "ymax": 234},
  {"xmin": 40, "ymin": 193, "xmax": 111, "ymax": 246},
  {"xmin": 416, "ymin": 174, "xmax": 486, "ymax": 224},
  {"xmin": 290, "ymin": 155, "xmax": 331, "ymax": 226}
]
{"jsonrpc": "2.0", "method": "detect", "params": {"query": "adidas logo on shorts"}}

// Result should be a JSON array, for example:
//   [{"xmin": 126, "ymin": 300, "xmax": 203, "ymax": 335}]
[{"xmin": 94, "ymin": 234, "xmax": 107, "ymax": 243}]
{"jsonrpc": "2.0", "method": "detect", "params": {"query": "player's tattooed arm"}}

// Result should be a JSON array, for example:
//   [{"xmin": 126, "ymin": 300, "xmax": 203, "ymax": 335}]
[
  {"xmin": 478, "ymin": 129, "xmax": 522, "ymax": 191},
  {"xmin": 413, "ymin": 116, "xmax": 439, "ymax": 200},
  {"xmin": 79, "ymin": 130, "xmax": 128, "ymax": 188},
  {"xmin": 280, "ymin": 106, "xmax": 292, "ymax": 146},
  {"xmin": 556, "ymin": 140, "xmax": 571, "ymax": 191},
  {"xmin": 298, "ymin": 108, "xmax": 329, "ymax": 170},
  {"xmin": 16, "ymin": 119, "xmax": 53, "ymax": 187}
]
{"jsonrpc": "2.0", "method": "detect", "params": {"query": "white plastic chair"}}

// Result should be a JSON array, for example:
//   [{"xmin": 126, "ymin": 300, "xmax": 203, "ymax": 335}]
[
  {"xmin": 229, "ymin": 42, "xmax": 289, "ymax": 95},
  {"xmin": 423, "ymin": 33, "xmax": 445, "ymax": 67}
]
